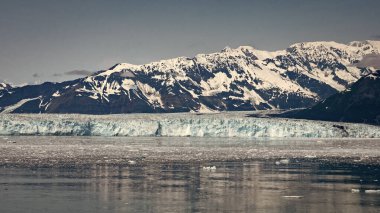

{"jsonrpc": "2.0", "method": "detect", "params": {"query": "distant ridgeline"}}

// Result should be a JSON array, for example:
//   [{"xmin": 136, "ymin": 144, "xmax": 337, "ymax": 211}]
[
  {"xmin": 283, "ymin": 70, "xmax": 380, "ymax": 125},
  {"xmin": 0, "ymin": 40, "xmax": 379, "ymax": 118}
]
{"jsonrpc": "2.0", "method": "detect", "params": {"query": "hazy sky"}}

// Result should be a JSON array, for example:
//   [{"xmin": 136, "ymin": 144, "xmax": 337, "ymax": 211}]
[{"xmin": 1, "ymin": 0, "xmax": 379, "ymax": 84}]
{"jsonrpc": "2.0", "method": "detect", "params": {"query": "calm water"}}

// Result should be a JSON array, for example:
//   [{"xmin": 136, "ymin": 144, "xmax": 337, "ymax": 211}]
[{"xmin": 1, "ymin": 161, "xmax": 380, "ymax": 213}]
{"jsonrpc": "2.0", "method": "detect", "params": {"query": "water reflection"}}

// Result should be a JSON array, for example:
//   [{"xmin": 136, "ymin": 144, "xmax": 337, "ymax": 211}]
[{"xmin": 1, "ymin": 161, "xmax": 380, "ymax": 213}]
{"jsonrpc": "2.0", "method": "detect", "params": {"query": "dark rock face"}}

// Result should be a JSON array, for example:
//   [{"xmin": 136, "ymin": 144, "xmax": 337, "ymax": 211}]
[
  {"xmin": 0, "ymin": 41, "xmax": 379, "ymax": 114},
  {"xmin": 287, "ymin": 70, "xmax": 380, "ymax": 125}
]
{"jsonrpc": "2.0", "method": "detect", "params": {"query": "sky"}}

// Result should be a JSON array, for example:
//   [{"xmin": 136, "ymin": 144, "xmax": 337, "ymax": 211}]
[{"xmin": 0, "ymin": 0, "xmax": 380, "ymax": 85}]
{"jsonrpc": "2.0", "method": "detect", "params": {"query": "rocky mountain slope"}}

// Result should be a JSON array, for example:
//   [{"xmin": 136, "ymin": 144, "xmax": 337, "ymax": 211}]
[
  {"xmin": 0, "ymin": 40, "xmax": 379, "ymax": 114},
  {"xmin": 0, "ymin": 83, "xmax": 12, "ymax": 98},
  {"xmin": 286, "ymin": 70, "xmax": 380, "ymax": 125}
]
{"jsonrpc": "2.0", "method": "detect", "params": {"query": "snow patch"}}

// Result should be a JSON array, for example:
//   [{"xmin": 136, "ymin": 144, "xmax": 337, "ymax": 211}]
[
  {"xmin": 1, "ymin": 97, "xmax": 41, "ymax": 114},
  {"xmin": 137, "ymin": 82, "xmax": 163, "ymax": 107}
]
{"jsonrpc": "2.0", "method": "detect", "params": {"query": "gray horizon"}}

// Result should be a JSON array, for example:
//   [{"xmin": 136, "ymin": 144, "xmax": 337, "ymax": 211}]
[{"xmin": 0, "ymin": 0, "xmax": 379, "ymax": 85}]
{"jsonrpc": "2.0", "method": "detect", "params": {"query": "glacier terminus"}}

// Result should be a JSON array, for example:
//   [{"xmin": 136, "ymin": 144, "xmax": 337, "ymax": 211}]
[{"xmin": 0, "ymin": 112, "xmax": 379, "ymax": 138}]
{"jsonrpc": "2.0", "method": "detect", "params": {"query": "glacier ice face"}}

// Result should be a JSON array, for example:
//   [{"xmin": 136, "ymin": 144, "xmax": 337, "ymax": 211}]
[{"xmin": 0, "ymin": 112, "xmax": 379, "ymax": 138}]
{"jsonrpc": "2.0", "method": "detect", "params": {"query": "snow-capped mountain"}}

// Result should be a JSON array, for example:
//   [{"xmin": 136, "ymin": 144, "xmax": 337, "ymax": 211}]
[
  {"xmin": 0, "ymin": 40, "xmax": 379, "ymax": 114},
  {"xmin": 286, "ymin": 70, "xmax": 380, "ymax": 125},
  {"xmin": 0, "ymin": 83, "xmax": 11, "ymax": 90},
  {"xmin": 0, "ymin": 83, "xmax": 12, "ymax": 98}
]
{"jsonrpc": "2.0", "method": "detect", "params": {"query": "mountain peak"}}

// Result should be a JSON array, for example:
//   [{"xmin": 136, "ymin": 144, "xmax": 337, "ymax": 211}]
[
  {"xmin": 112, "ymin": 63, "xmax": 140, "ymax": 70},
  {"xmin": 290, "ymin": 41, "xmax": 350, "ymax": 50},
  {"xmin": 0, "ymin": 83, "xmax": 11, "ymax": 90},
  {"xmin": 221, "ymin": 46, "xmax": 233, "ymax": 52},
  {"xmin": 289, "ymin": 68, "xmax": 380, "ymax": 125},
  {"xmin": 1, "ymin": 40, "xmax": 380, "ymax": 114}
]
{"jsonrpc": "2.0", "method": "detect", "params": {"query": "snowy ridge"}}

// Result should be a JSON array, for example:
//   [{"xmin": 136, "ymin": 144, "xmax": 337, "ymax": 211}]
[
  {"xmin": 287, "ymin": 70, "xmax": 380, "ymax": 125},
  {"xmin": 0, "ymin": 113, "xmax": 379, "ymax": 138},
  {"xmin": 0, "ymin": 40, "xmax": 379, "ymax": 114},
  {"xmin": 366, "ymin": 69, "xmax": 380, "ymax": 79},
  {"xmin": 0, "ymin": 97, "xmax": 41, "ymax": 114},
  {"xmin": 0, "ymin": 83, "xmax": 11, "ymax": 91},
  {"xmin": 0, "ymin": 83, "xmax": 9, "ymax": 89},
  {"xmin": 0, "ymin": 83, "xmax": 12, "ymax": 98}
]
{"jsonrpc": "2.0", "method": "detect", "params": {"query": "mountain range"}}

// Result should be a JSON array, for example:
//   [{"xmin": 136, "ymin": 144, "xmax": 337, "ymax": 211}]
[
  {"xmin": 0, "ymin": 40, "xmax": 379, "ymax": 114},
  {"xmin": 284, "ymin": 70, "xmax": 380, "ymax": 125}
]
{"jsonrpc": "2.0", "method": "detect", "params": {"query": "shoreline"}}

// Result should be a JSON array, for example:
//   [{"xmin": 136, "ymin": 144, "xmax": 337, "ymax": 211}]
[
  {"xmin": 1, "ymin": 136, "xmax": 380, "ymax": 168},
  {"xmin": 2, "ymin": 156, "xmax": 380, "ymax": 168}
]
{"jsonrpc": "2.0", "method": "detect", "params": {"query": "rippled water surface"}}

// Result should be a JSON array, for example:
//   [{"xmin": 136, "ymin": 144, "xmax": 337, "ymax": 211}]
[{"xmin": 1, "ymin": 160, "xmax": 380, "ymax": 212}]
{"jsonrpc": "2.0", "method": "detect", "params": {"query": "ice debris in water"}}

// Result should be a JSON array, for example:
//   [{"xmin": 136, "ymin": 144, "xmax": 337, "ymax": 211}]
[
  {"xmin": 282, "ymin": 196, "xmax": 303, "ymax": 199},
  {"xmin": 365, "ymin": 190, "xmax": 380, "ymax": 194},
  {"xmin": 352, "ymin": 189, "xmax": 380, "ymax": 193},
  {"xmin": 202, "ymin": 166, "xmax": 216, "ymax": 171},
  {"xmin": 0, "ymin": 113, "xmax": 380, "ymax": 138},
  {"xmin": 276, "ymin": 159, "xmax": 290, "ymax": 165},
  {"xmin": 128, "ymin": 160, "xmax": 137, "ymax": 165},
  {"xmin": 304, "ymin": 155, "xmax": 317, "ymax": 158}
]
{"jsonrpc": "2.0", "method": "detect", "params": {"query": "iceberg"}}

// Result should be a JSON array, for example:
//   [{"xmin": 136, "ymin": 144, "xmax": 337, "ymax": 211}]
[{"xmin": 0, "ymin": 112, "xmax": 379, "ymax": 138}]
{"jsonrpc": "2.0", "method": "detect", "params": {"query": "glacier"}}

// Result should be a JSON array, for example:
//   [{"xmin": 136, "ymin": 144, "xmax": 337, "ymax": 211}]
[{"xmin": 0, "ymin": 112, "xmax": 379, "ymax": 138}]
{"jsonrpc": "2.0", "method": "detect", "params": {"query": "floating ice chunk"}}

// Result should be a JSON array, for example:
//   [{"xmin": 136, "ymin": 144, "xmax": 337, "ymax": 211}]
[
  {"xmin": 280, "ymin": 159, "xmax": 290, "ymax": 164},
  {"xmin": 202, "ymin": 166, "xmax": 216, "ymax": 171},
  {"xmin": 365, "ymin": 190, "xmax": 380, "ymax": 194},
  {"xmin": 351, "ymin": 189, "xmax": 360, "ymax": 193},
  {"xmin": 128, "ymin": 160, "xmax": 137, "ymax": 165},
  {"xmin": 282, "ymin": 196, "xmax": 303, "ymax": 199},
  {"xmin": 276, "ymin": 159, "xmax": 290, "ymax": 165}
]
